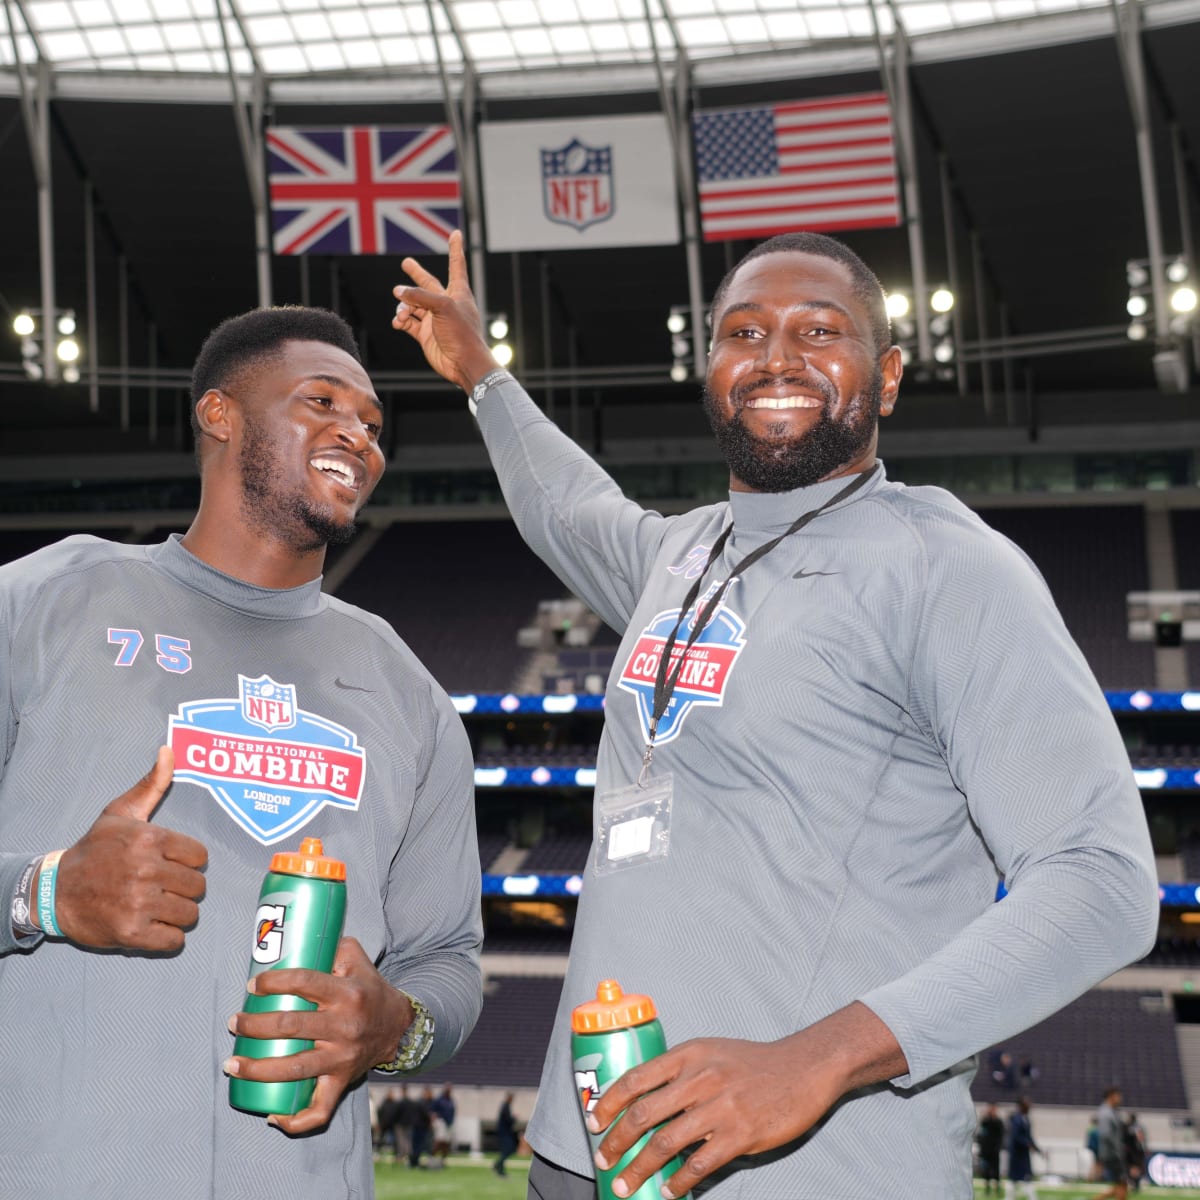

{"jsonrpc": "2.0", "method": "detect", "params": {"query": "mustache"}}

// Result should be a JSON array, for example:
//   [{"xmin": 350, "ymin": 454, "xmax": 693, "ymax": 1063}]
[{"xmin": 729, "ymin": 373, "xmax": 836, "ymax": 408}]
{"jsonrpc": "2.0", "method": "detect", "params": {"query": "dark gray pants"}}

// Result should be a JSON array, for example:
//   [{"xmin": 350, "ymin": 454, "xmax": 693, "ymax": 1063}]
[
  {"xmin": 527, "ymin": 1152, "xmax": 715, "ymax": 1198},
  {"xmin": 527, "ymin": 1154, "xmax": 597, "ymax": 1200}
]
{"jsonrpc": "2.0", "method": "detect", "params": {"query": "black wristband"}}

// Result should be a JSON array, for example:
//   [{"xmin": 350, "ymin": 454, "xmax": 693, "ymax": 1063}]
[{"xmin": 11, "ymin": 854, "xmax": 44, "ymax": 938}]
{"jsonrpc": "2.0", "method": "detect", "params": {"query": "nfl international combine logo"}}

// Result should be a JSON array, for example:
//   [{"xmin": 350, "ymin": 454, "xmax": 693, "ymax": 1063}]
[
  {"xmin": 168, "ymin": 674, "xmax": 366, "ymax": 845},
  {"xmin": 617, "ymin": 584, "xmax": 747, "ymax": 744}
]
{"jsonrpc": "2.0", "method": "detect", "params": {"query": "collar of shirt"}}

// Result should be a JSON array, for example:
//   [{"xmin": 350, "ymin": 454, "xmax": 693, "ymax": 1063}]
[
  {"xmin": 149, "ymin": 533, "xmax": 326, "ymax": 620},
  {"xmin": 726, "ymin": 459, "xmax": 887, "ymax": 536}
]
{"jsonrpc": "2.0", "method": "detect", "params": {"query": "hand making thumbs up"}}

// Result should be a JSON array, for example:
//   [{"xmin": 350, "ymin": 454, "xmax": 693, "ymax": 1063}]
[{"xmin": 48, "ymin": 746, "xmax": 208, "ymax": 952}]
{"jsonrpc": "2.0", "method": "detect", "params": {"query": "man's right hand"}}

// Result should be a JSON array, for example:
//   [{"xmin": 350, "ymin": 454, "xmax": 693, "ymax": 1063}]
[
  {"xmin": 392, "ymin": 229, "xmax": 501, "ymax": 393},
  {"xmin": 50, "ymin": 746, "xmax": 208, "ymax": 952}
]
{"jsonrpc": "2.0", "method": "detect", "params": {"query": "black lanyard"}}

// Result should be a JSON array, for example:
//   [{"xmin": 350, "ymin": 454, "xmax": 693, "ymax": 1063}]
[{"xmin": 639, "ymin": 464, "xmax": 880, "ymax": 784}]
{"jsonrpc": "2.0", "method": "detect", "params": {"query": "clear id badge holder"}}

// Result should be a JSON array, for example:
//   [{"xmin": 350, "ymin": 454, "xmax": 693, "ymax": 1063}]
[{"xmin": 593, "ymin": 774, "xmax": 675, "ymax": 877}]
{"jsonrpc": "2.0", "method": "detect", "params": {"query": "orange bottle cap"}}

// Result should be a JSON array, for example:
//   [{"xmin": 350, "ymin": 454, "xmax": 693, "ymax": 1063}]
[
  {"xmin": 269, "ymin": 837, "xmax": 346, "ymax": 881},
  {"xmin": 571, "ymin": 979, "xmax": 657, "ymax": 1032}
]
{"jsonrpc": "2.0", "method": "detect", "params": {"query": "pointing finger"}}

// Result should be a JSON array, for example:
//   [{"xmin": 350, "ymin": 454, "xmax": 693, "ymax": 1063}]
[
  {"xmin": 446, "ymin": 229, "xmax": 468, "ymax": 291},
  {"xmin": 398, "ymin": 255, "xmax": 443, "ymax": 292}
]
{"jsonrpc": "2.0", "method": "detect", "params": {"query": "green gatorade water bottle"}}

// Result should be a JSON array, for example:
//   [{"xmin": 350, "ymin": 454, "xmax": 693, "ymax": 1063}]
[
  {"xmin": 229, "ymin": 837, "xmax": 347, "ymax": 1117},
  {"xmin": 571, "ymin": 979, "xmax": 691, "ymax": 1200}
]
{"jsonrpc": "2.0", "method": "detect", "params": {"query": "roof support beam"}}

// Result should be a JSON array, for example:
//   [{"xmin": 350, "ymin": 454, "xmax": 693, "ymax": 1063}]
[
  {"xmin": 430, "ymin": 0, "xmax": 487, "ymax": 321},
  {"xmin": 872, "ymin": 1, "xmax": 932, "ymax": 369},
  {"xmin": 6, "ymin": 0, "xmax": 58, "ymax": 382},
  {"xmin": 644, "ymin": 0, "xmax": 706, "ymax": 376},
  {"xmin": 1112, "ymin": 0, "xmax": 1168, "ymax": 343},
  {"xmin": 1170, "ymin": 124, "xmax": 1200, "ymax": 366},
  {"xmin": 217, "ymin": 0, "xmax": 271, "ymax": 307}
]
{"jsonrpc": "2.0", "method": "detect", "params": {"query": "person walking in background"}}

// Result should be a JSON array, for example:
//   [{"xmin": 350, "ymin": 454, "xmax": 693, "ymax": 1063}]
[
  {"xmin": 1094, "ymin": 1087, "xmax": 1129, "ymax": 1200},
  {"xmin": 431, "ymin": 1083, "xmax": 457, "ymax": 1162},
  {"xmin": 1005, "ymin": 1098, "xmax": 1040, "ymax": 1200},
  {"xmin": 393, "ymin": 1084, "xmax": 422, "ymax": 1166},
  {"xmin": 375, "ymin": 1087, "xmax": 401, "ymax": 1161},
  {"xmin": 393, "ymin": 230, "xmax": 1157, "ymax": 1200},
  {"xmin": 1124, "ymin": 1111, "xmax": 1147, "ymax": 1192},
  {"xmin": 495, "ymin": 1092, "xmax": 519, "ymax": 1177},
  {"xmin": 977, "ymin": 1103, "xmax": 1005, "ymax": 1195},
  {"xmin": 1087, "ymin": 1116, "xmax": 1103, "ymax": 1180},
  {"xmin": 406, "ymin": 1085, "xmax": 434, "ymax": 1168}
]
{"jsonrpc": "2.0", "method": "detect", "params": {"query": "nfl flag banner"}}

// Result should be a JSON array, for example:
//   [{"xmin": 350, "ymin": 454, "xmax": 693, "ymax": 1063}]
[
  {"xmin": 480, "ymin": 114, "xmax": 679, "ymax": 252},
  {"xmin": 267, "ymin": 125, "xmax": 460, "ymax": 256},
  {"xmin": 693, "ymin": 93, "xmax": 900, "ymax": 242}
]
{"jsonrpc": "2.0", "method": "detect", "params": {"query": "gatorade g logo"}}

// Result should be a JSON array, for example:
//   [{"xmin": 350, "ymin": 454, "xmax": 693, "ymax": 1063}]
[
  {"xmin": 575, "ymin": 1067, "xmax": 602, "ymax": 1114},
  {"xmin": 252, "ymin": 903, "xmax": 286, "ymax": 964}
]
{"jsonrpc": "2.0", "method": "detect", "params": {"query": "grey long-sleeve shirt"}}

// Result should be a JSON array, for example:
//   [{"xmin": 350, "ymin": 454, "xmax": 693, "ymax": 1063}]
[
  {"xmin": 0, "ymin": 534, "xmax": 482, "ymax": 1200},
  {"xmin": 476, "ymin": 379, "xmax": 1157, "ymax": 1199}
]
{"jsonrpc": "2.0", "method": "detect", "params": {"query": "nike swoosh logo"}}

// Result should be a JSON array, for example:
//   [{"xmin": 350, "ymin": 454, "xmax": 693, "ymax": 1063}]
[
  {"xmin": 793, "ymin": 569, "xmax": 840, "ymax": 579},
  {"xmin": 334, "ymin": 678, "xmax": 374, "ymax": 692}
]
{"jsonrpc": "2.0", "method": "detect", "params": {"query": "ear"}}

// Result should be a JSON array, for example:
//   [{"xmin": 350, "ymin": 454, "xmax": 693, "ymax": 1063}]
[
  {"xmin": 878, "ymin": 345, "xmax": 903, "ymax": 418},
  {"xmin": 194, "ymin": 388, "xmax": 237, "ymax": 446}
]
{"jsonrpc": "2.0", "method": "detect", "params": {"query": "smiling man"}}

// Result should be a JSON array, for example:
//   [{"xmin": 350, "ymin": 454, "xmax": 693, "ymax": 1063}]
[
  {"xmin": 0, "ymin": 307, "xmax": 482, "ymax": 1199},
  {"xmin": 393, "ymin": 233, "xmax": 1157, "ymax": 1200}
]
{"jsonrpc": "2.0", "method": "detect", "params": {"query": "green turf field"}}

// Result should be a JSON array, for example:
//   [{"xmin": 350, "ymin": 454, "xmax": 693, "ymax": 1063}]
[
  {"xmin": 373, "ymin": 1161, "xmax": 1200, "ymax": 1200},
  {"xmin": 374, "ymin": 1157, "xmax": 529, "ymax": 1198}
]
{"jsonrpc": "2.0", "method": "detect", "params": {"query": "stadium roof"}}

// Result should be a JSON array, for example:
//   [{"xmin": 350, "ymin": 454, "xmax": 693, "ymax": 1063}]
[
  {"xmin": 1, "ymin": 0, "xmax": 1199, "ymax": 471},
  {"xmin": 3, "ymin": 0, "xmax": 1186, "ymax": 90}
]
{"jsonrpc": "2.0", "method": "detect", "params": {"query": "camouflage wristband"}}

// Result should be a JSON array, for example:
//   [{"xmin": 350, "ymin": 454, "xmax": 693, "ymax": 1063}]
[{"xmin": 374, "ymin": 991, "xmax": 435, "ymax": 1073}]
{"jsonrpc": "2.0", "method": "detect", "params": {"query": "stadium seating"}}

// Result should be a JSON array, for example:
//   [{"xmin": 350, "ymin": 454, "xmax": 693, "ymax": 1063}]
[
  {"xmin": 414, "ymin": 975, "xmax": 564, "ymax": 1088},
  {"xmin": 982, "ymin": 506, "xmax": 1156, "ymax": 688},
  {"xmin": 332, "ymin": 521, "xmax": 569, "ymax": 693},
  {"xmin": 972, "ymin": 989, "xmax": 1188, "ymax": 1110},
  {"xmin": 1171, "ymin": 509, "xmax": 1200, "ymax": 691},
  {"xmin": 521, "ymin": 832, "xmax": 592, "ymax": 873}
]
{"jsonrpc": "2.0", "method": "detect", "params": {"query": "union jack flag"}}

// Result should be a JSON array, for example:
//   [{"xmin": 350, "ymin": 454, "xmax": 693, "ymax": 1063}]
[{"xmin": 266, "ymin": 125, "xmax": 460, "ymax": 256}]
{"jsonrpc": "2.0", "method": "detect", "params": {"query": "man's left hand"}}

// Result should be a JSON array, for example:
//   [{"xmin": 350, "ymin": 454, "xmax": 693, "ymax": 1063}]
[
  {"xmin": 224, "ymin": 936, "xmax": 413, "ymax": 1135},
  {"xmin": 587, "ymin": 1002, "xmax": 907, "ymax": 1198}
]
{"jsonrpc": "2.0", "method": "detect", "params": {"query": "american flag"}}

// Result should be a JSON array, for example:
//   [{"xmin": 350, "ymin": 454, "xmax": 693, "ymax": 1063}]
[
  {"xmin": 266, "ymin": 125, "xmax": 460, "ymax": 256},
  {"xmin": 692, "ymin": 93, "xmax": 900, "ymax": 242}
]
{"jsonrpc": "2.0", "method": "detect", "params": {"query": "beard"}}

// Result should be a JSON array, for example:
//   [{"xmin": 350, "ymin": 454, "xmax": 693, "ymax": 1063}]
[
  {"xmin": 702, "ymin": 367, "xmax": 883, "ymax": 493},
  {"xmin": 238, "ymin": 414, "xmax": 359, "ymax": 552}
]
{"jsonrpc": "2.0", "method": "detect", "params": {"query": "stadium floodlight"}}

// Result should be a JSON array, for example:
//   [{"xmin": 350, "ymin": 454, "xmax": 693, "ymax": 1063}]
[
  {"xmin": 1166, "ymin": 259, "xmax": 1191, "ymax": 284},
  {"xmin": 1127, "ymin": 321, "xmax": 1148, "ymax": 341},
  {"xmin": 667, "ymin": 303, "xmax": 691, "ymax": 380},
  {"xmin": 1170, "ymin": 286, "xmax": 1197, "ymax": 314},
  {"xmin": 1126, "ymin": 295, "xmax": 1148, "ymax": 317},
  {"xmin": 488, "ymin": 314, "xmax": 508, "ymax": 340},
  {"xmin": 930, "ymin": 287, "xmax": 954, "ymax": 313},
  {"xmin": 57, "ymin": 311, "xmax": 77, "ymax": 336},
  {"xmin": 933, "ymin": 339, "xmax": 955, "ymax": 364},
  {"xmin": 492, "ymin": 342, "xmax": 514, "ymax": 366},
  {"xmin": 13, "ymin": 312, "xmax": 35, "ymax": 337},
  {"xmin": 1127, "ymin": 261, "xmax": 1149, "ymax": 288},
  {"xmin": 885, "ymin": 291, "xmax": 910, "ymax": 319},
  {"xmin": 56, "ymin": 338, "xmax": 80, "ymax": 363},
  {"xmin": 63, "ymin": 364, "xmax": 81, "ymax": 384}
]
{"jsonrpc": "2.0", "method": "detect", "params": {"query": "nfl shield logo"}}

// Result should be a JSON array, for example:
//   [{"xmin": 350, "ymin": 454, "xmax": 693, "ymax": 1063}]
[
  {"xmin": 541, "ymin": 138, "xmax": 614, "ymax": 232},
  {"xmin": 239, "ymin": 674, "xmax": 297, "ymax": 734}
]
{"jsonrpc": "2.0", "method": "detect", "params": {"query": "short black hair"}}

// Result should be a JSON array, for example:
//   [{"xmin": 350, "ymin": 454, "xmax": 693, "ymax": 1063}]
[
  {"xmin": 708, "ymin": 232, "xmax": 892, "ymax": 355},
  {"xmin": 189, "ymin": 305, "xmax": 361, "ymax": 446}
]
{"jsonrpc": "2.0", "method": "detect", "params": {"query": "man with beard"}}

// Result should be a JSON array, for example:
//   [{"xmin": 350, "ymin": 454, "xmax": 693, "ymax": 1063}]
[
  {"xmin": 0, "ymin": 307, "xmax": 482, "ymax": 1199},
  {"xmin": 392, "ymin": 233, "xmax": 1156, "ymax": 1200}
]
